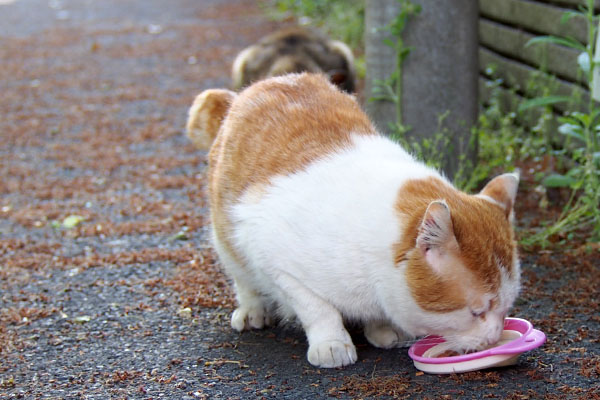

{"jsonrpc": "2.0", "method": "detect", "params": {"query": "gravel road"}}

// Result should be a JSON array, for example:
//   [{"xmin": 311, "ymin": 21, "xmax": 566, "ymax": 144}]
[{"xmin": 1, "ymin": 0, "xmax": 598, "ymax": 399}]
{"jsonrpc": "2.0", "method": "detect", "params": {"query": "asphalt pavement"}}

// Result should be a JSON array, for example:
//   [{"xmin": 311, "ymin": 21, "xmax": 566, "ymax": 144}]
[{"xmin": 0, "ymin": 0, "xmax": 598, "ymax": 399}]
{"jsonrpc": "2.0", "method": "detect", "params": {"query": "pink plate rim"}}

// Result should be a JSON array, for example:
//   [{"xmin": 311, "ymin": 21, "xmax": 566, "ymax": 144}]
[{"xmin": 407, "ymin": 317, "xmax": 546, "ymax": 364}]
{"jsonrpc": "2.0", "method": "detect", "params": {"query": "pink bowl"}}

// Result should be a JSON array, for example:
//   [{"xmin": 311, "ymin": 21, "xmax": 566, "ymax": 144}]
[{"xmin": 408, "ymin": 317, "xmax": 546, "ymax": 373}]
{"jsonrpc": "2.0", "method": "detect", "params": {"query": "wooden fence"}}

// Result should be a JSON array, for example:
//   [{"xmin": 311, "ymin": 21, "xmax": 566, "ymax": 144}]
[{"xmin": 478, "ymin": 0, "xmax": 596, "ymax": 127}]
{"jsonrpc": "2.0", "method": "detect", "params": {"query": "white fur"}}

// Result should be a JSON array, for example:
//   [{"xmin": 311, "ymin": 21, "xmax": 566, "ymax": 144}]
[
  {"xmin": 230, "ymin": 135, "xmax": 439, "ymax": 321},
  {"xmin": 216, "ymin": 134, "xmax": 520, "ymax": 367},
  {"xmin": 220, "ymin": 135, "xmax": 434, "ymax": 366}
]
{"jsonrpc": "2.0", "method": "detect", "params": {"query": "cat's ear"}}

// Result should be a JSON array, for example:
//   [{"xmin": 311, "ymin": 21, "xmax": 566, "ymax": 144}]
[
  {"xmin": 231, "ymin": 45, "xmax": 258, "ymax": 90},
  {"xmin": 479, "ymin": 172, "xmax": 519, "ymax": 219},
  {"xmin": 417, "ymin": 200, "xmax": 457, "ymax": 252},
  {"xmin": 417, "ymin": 200, "xmax": 459, "ymax": 275}
]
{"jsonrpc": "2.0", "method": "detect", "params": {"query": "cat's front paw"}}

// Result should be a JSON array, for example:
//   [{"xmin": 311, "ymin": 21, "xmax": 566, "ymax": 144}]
[
  {"xmin": 307, "ymin": 340, "xmax": 357, "ymax": 368},
  {"xmin": 231, "ymin": 305, "xmax": 271, "ymax": 332},
  {"xmin": 364, "ymin": 323, "xmax": 409, "ymax": 349}
]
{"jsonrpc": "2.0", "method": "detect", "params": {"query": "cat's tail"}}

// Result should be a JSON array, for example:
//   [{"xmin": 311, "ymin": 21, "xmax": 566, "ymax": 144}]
[{"xmin": 185, "ymin": 89, "xmax": 236, "ymax": 150}]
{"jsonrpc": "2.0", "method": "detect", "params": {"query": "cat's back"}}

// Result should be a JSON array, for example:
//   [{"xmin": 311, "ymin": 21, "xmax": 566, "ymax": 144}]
[{"xmin": 209, "ymin": 73, "xmax": 375, "ymax": 202}]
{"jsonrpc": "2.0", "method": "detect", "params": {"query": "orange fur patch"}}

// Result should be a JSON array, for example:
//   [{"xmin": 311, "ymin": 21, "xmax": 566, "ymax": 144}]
[
  {"xmin": 208, "ymin": 73, "xmax": 375, "ymax": 261},
  {"xmin": 394, "ymin": 177, "xmax": 516, "ymax": 313}
]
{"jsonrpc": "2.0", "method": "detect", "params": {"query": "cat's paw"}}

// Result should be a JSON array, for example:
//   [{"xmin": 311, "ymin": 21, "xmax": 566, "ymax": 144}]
[
  {"xmin": 231, "ymin": 305, "xmax": 271, "ymax": 332},
  {"xmin": 364, "ymin": 323, "xmax": 409, "ymax": 349},
  {"xmin": 307, "ymin": 340, "xmax": 357, "ymax": 368}
]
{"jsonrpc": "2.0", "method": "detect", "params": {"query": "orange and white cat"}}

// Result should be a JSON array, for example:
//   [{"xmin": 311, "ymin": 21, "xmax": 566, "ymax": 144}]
[{"xmin": 186, "ymin": 73, "xmax": 521, "ymax": 368}]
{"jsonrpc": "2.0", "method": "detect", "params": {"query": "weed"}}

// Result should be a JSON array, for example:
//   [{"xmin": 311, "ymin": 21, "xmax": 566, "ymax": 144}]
[{"xmin": 520, "ymin": 0, "xmax": 600, "ymax": 246}]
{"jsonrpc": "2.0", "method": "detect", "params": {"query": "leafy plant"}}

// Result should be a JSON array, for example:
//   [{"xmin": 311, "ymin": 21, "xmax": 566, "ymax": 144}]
[
  {"xmin": 452, "ymin": 66, "xmax": 557, "ymax": 193},
  {"xmin": 395, "ymin": 110, "xmax": 453, "ymax": 172},
  {"xmin": 520, "ymin": 0, "xmax": 600, "ymax": 245}
]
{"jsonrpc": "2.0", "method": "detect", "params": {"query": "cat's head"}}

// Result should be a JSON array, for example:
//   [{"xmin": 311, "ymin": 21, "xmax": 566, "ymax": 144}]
[{"xmin": 398, "ymin": 173, "xmax": 521, "ymax": 354}]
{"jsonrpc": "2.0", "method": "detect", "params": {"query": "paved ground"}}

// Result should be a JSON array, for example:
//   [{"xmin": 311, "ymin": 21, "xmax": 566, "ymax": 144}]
[{"xmin": 0, "ymin": 0, "xmax": 598, "ymax": 399}]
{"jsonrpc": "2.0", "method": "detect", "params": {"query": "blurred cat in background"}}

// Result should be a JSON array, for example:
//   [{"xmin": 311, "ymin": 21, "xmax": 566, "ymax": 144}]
[{"xmin": 231, "ymin": 27, "xmax": 356, "ymax": 93}]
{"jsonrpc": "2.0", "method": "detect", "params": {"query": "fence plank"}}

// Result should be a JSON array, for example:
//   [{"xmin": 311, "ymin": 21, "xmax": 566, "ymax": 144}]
[
  {"xmin": 543, "ymin": 0, "xmax": 600, "ymax": 10},
  {"xmin": 479, "ymin": 18, "xmax": 584, "ymax": 85},
  {"xmin": 479, "ymin": 47, "xmax": 589, "ymax": 113},
  {"xmin": 476, "ymin": 0, "xmax": 592, "ymax": 139},
  {"xmin": 480, "ymin": 0, "xmax": 588, "ymax": 44}
]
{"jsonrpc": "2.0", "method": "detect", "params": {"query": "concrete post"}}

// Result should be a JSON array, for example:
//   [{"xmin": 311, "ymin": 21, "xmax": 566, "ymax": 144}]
[
  {"xmin": 364, "ymin": 0, "xmax": 402, "ymax": 136},
  {"xmin": 365, "ymin": 0, "xmax": 479, "ymax": 179},
  {"xmin": 402, "ymin": 0, "xmax": 479, "ymax": 178}
]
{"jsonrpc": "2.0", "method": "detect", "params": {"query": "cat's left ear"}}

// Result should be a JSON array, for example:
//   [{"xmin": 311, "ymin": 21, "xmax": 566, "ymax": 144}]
[
  {"xmin": 417, "ymin": 200, "xmax": 457, "ymax": 251},
  {"xmin": 417, "ymin": 200, "xmax": 459, "ymax": 276},
  {"xmin": 479, "ymin": 172, "xmax": 519, "ymax": 219}
]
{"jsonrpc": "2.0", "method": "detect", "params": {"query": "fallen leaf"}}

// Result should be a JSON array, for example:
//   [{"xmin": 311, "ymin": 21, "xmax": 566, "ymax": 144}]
[
  {"xmin": 62, "ymin": 215, "xmax": 85, "ymax": 229},
  {"xmin": 177, "ymin": 307, "xmax": 192, "ymax": 319},
  {"xmin": 73, "ymin": 315, "xmax": 91, "ymax": 323}
]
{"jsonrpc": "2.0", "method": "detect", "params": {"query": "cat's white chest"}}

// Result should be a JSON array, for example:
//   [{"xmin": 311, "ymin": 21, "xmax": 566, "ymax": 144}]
[{"xmin": 228, "ymin": 135, "xmax": 439, "ymax": 320}]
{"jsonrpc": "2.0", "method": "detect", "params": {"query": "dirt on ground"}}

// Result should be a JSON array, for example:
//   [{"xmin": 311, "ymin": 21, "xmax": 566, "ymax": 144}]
[{"xmin": 0, "ymin": 0, "xmax": 598, "ymax": 399}]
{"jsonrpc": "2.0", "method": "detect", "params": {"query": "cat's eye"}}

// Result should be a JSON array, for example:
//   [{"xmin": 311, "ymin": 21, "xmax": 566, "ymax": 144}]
[{"xmin": 471, "ymin": 299, "xmax": 492, "ymax": 319}]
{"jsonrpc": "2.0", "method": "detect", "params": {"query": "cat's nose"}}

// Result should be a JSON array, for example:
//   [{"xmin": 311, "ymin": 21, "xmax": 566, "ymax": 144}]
[
  {"xmin": 486, "ymin": 332, "xmax": 502, "ymax": 346},
  {"xmin": 486, "ymin": 326, "xmax": 503, "ymax": 345}
]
